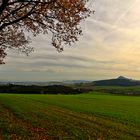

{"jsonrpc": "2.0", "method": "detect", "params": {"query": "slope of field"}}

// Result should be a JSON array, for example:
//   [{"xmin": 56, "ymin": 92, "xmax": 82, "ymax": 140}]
[{"xmin": 0, "ymin": 93, "xmax": 139, "ymax": 140}]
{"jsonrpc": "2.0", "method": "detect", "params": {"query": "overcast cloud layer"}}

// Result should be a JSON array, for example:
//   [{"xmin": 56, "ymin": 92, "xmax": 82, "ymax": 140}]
[{"xmin": 1, "ymin": 0, "xmax": 140, "ymax": 81}]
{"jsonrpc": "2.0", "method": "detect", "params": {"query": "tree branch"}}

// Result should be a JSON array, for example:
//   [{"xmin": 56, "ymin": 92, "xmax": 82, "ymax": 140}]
[
  {"xmin": 0, "ymin": 0, "xmax": 9, "ymax": 15},
  {"xmin": 7, "ymin": 0, "xmax": 57, "ymax": 6},
  {"xmin": 0, "ymin": 3, "xmax": 37, "ymax": 30},
  {"xmin": 0, "ymin": 3, "xmax": 26, "ymax": 23}
]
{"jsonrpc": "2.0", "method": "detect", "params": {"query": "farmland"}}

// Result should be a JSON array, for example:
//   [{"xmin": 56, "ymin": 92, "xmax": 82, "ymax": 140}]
[{"xmin": 0, "ymin": 92, "xmax": 140, "ymax": 140}]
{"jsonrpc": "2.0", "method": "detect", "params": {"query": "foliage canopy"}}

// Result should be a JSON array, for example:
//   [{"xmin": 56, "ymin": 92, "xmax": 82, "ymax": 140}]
[{"xmin": 0, "ymin": 0, "xmax": 93, "ymax": 64}]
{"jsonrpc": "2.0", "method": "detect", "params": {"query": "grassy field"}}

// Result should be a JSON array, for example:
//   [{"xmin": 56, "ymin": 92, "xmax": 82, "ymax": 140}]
[
  {"xmin": 0, "ymin": 92, "xmax": 139, "ymax": 140},
  {"xmin": 91, "ymin": 86, "xmax": 140, "ymax": 95}
]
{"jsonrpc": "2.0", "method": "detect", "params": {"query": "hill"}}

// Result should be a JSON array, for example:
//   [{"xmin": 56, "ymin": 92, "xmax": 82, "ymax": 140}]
[{"xmin": 93, "ymin": 76, "xmax": 140, "ymax": 86}]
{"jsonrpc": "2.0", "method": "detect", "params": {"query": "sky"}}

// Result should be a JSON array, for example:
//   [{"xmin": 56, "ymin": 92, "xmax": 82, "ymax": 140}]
[{"xmin": 1, "ymin": 0, "xmax": 140, "ymax": 81}]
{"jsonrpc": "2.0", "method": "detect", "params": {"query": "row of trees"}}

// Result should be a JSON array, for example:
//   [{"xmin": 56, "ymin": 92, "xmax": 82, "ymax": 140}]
[{"xmin": 0, "ymin": 84, "xmax": 84, "ymax": 94}]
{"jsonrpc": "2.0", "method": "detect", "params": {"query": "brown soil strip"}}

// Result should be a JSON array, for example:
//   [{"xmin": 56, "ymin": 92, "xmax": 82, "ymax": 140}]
[{"xmin": 0, "ymin": 104, "xmax": 49, "ymax": 140}]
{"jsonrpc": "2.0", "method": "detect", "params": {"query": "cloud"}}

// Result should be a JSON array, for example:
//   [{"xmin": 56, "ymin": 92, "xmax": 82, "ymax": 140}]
[{"xmin": 1, "ymin": 0, "xmax": 140, "ymax": 81}]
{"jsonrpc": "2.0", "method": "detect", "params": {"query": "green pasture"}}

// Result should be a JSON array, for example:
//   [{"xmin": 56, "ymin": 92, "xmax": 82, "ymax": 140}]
[{"xmin": 0, "ymin": 92, "xmax": 139, "ymax": 139}]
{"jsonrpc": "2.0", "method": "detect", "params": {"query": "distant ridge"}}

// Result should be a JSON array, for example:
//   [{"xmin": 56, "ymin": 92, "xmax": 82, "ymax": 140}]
[
  {"xmin": 93, "ymin": 76, "xmax": 140, "ymax": 86},
  {"xmin": 117, "ymin": 76, "xmax": 129, "ymax": 80}
]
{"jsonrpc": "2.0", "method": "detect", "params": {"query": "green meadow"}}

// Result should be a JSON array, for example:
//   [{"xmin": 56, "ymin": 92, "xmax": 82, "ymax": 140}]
[{"xmin": 0, "ymin": 92, "xmax": 139, "ymax": 140}]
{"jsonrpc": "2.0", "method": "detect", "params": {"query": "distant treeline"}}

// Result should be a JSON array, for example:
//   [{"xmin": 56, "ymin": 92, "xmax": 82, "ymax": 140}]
[{"xmin": 0, "ymin": 84, "xmax": 90, "ymax": 94}]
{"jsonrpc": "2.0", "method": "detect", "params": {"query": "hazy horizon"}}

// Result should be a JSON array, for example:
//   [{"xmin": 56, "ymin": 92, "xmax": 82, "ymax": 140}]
[
  {"xmin": 1, "ymin": 0, "xmax": 140, "ymax": 81},
  {"xmin": 0, "ymin": 75, "xmax": 138, "ymax": 82}
]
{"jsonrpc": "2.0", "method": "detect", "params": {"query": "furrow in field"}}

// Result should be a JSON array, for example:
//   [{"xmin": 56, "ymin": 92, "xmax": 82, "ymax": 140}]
[
  {"xmin": 0, "ymin": 95, "xmax": 140, "ymax": 140},
  {"xmin": 41, "ymin": 105, "xmax": 140, "ymax": 139},
  {"xmin": 0, "ymin": 103, "xmax": 49, "ymax": 140},
  {"xmin": 23, "ymin": 96, "xmax": 139, "ymax": 139},
  {"xmin": 19, "ymin": 95, "xmax": 140, "ymax": 139}
]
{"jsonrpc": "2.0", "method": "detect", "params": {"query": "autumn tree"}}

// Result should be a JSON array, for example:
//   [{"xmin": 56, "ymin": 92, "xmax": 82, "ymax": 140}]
[{"xmin": 0, "ymin": 0, "xmax": 93, "ymax": 64}]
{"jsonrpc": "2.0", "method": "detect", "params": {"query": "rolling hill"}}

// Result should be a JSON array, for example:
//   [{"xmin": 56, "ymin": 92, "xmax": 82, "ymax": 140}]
[{"xmin": 93, "ymin": 76, "xmax": 140, "ymax": 86}]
